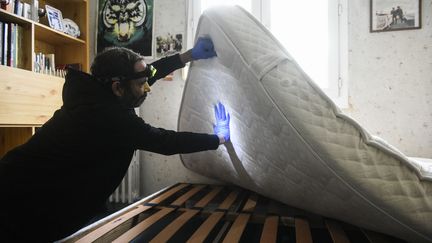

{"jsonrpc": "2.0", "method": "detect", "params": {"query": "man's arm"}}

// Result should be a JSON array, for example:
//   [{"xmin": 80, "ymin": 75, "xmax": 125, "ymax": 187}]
[
  {"xmin": 148, "ymin": 37, "xmax": 216, "ymax": 86},
  {"xmin": 124, "ymin": 114, "xmax": 220, "ymax": 155},
  {"xmin": 148, "ymin": 54, "xmax": 185, "ymax": 86}
]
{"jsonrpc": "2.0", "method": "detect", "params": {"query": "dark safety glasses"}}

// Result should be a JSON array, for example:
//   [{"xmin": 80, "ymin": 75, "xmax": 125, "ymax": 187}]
[{"xmin": 110, "ymin": 65, "xmax": 157, "ymax": 83}]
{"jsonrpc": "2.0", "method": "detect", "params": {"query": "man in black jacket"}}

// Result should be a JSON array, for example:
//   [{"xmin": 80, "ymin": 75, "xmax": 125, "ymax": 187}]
[{"xmin": 0, "ymin": 37, "xmax": 230, "ymax": 242}]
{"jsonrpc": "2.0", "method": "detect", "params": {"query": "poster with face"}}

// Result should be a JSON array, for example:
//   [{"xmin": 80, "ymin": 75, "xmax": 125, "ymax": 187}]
[{"xmin": 97, "ymin": 0, "xmax": 154, "ymax": 57}]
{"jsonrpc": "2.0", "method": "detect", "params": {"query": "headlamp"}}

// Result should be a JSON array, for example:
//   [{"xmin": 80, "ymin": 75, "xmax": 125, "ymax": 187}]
[{"xmin": 109, "ymin": 65, "xmax": 157, "ymax": 83}]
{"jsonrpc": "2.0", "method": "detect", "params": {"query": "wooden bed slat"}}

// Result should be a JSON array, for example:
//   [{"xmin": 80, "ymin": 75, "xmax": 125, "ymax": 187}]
[
  {"xmin": 112, "ymin": 207, "xmax": 175, "ymax": 243},
  {"xmin": 325, "ymin": 220, "xmax": 350, "ymax": 243},
  {"xmin": 260, "ymin": 216, "xmax": 279, "ymax": 243},
  {"xmin": 295, "ymin": 218, "xmax": 313, "ymax": 243},
  {"xmin": 242, "ymin": 194, "xmax": 258, "ymax": 212},
  {"xmin": 218, "ymin": 191, "xmax": 239, "ymax": 210},
  {"xmin": 150, "ymin": 209, "xmax": 199, "ymax": 243},
  {"xmin": 194, "ymin": 186, "xmax": 222, "ymax": 208},
  {"xmin": 76, "ymin": 184, "xmax": 187, "ymax": 242},
  {"xmin": 76, "ymin": 205, "xmax": 152, "ymax": 243},
  {"xmin": 187, "ymin": 211, "xmax": 225, "ymax": 243},
  {"xmin": 222, "ymin": 214, "xmax": 250, "ymax": 243},
  {"xmin": 148, "ymin": 183, "xmax": 189, "ymax": 204},
  {"xmin": 171, "ymin": 185, "xmax": 206, "ymax": 206}
]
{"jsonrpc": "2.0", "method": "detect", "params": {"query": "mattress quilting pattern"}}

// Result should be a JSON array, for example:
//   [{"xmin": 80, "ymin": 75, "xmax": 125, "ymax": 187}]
[{"xmin": 178, "ymin": 6, "xmax": 432, "ymax": 242}]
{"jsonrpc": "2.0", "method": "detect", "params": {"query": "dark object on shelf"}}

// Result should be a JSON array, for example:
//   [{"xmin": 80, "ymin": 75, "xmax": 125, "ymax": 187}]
[
  {"xmin": 0, "ymin": 0, "xmax": 10, "ymax": 10},
  {"xmin": 38, "ymin": 7, "xmax": 46, "ymax": 18}
]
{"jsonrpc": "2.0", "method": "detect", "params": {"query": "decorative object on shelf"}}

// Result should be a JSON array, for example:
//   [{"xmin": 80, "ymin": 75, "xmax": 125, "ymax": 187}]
[
  {"xmin": 63, "ymin": 18, "xmax": 80, "ymax": 38},
  {"xmin": 31, "ymin": 0, "xmax": 39, "ymax": 22},
  {"xmin": 45, "ymin": 4, "xmax": 64, "ymax": 32},
  {"xmin": 37, "ymin": 7, "xmax": 45, "ymax": 18},
  {"xmin": 97, "ymin": 0, "xmax": 154, "ymax": 57},
  {"xmin": 370, "ymin": 0, "xmax": 421, "ymax": 32},
  {"xmin": 156, "ymin": 33, "xmax": 183, "ymax": 58},
  {"xmin": 0, "ymin": 0, "xmax": 11, "ymax": 11}
]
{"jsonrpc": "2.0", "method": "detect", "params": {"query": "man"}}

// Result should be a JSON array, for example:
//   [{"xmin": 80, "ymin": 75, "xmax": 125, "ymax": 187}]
[
  {"xmin": 0, "ymin": 37, "xmax": 230, "ymax": 242},
  {"xmin": 391, "ymin": 7, "xmax": 397, "ymax": 25}
]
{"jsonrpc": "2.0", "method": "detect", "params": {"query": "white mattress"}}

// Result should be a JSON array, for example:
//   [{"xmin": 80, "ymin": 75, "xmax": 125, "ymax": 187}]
[{"xmin": 178, "ymin": 6, "xmax": 432, "ymax": 242}]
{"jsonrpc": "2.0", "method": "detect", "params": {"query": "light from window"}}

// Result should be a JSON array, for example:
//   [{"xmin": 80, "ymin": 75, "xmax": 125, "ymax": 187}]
[
  {"xmin": 270, "ymin": 1, "xmax": 329, "ymax": 88},
  {"xmin": 200, "ymin": 0, "xmax": 252, "ymax": 13}
]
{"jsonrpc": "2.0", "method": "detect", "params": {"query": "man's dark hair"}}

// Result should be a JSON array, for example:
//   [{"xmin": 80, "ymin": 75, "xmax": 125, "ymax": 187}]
[{"xmin": 91, "ymin": 47, "xmax": 144, "ymax": 80}]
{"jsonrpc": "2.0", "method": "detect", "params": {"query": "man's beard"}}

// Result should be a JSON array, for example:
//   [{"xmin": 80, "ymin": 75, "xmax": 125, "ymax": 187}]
[{"xmin": 120, "ymin": 90, "xmax": 147, "ymax": 108}]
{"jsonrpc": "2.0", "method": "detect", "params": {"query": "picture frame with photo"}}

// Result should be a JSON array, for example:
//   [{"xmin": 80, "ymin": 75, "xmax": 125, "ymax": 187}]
[
  {"xmin": 156, "ymin": 33, "xmax": 183, "ymax": 58},
  {"xmin": 370, "ymin": 0, "xmax": 421, "ymax": 32},
  {"xmin": 45, "ymin": 4, "xmax": 64, "ymax": 32}
]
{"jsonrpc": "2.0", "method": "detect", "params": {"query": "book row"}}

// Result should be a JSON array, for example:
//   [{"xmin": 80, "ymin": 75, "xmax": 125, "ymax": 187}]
[{"xmin": 0, "ymin": 21, "xmax": 24, "ymax": 68}]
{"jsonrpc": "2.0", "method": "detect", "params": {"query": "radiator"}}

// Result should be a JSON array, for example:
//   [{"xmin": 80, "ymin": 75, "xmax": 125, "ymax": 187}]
[{"xmin": 109, "ymin": 151, "xmax": 140, "ymax": 204}]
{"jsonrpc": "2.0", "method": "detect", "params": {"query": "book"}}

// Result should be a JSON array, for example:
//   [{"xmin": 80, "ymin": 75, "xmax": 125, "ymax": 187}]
[
  {"xmin": 9, "ymin": 23, "xmax": 15, "ymax": 67},
  {"xmin": 1, "ymin": 22, "xmax": 5, "ymax": 65},
  {"xmin": 17, "ymin": 1, "xmax": 23, "ymax": 17},
  {"xmin": 45, "ymin": 53, "xmax": 55, "ymax": 72},
  {"xmin": 14, "ymin": 23, "xmax": 18, "ymax": 67},
  {"xmin": 13, "ymin": 0, "xmax": 19, "ymax": 15},
  {"xmin": 31, "ymin": 0, "xmax": 38, "ymax": 22},
  {"xmin": 23, "ymin": 3, "xmax": 31, "ymax": 19},
  {"xmin": 3, "ymin": 23, "xmax": 8, "ymax": 66},
  {"xmin": 0, "ymin": 21, "xmax": 3, "ymax": 65},
  {"xmin": 16, "ymin": 24, "xmax": 23, "ymax": 68}
]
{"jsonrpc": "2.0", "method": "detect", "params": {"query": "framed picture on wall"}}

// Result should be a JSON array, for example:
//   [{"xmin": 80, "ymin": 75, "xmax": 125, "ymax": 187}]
[
  {"xmin": 156, "ymin": 33, "xmax": 183, "ymax": 58},
  {"xmin": 370, "ymin": 0, "xmax": 421, "ymax": 32},
  {"xmin": 96, "ymin": 0, "xmax": 154, "ymax": 57}
]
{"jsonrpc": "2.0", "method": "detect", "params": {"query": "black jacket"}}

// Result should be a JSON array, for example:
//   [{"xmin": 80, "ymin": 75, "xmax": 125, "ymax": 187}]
[{"xmin": 0, "ymin": 54, "xmax": 219, "ymax": 242}]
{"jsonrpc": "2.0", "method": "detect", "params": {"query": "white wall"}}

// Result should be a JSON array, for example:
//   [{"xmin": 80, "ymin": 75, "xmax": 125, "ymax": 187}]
[
  {"xmin": 89, "ymin": 0, "xmax": 432, "ymax": 197},
  {"xmin": 344, "ymin": 1, "xmax": 432, "ymax": 158}
]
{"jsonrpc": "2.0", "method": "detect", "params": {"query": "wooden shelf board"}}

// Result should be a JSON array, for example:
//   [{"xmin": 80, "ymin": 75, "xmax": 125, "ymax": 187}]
[
  {"xmin": 35, "ymin": 22, "xmax": 85, "ymax": 45},
  {"xmin": 0, "ymin": 8, "xmax": 33, "ymax": 25}
]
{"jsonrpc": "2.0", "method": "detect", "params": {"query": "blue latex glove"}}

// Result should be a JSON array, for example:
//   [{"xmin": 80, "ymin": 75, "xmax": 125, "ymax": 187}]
[
  {"xmin": 192, "ymin": 37, "xmax": 217, "ymax": 60},
  {"xmin": 213, "ymin": 102, "xmax": 230, "ymax": 142}
]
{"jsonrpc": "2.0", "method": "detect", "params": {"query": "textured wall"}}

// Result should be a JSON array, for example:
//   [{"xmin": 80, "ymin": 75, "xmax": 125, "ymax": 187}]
[
  {"xmin": 138, "ymin": 0, "xmax": 220, "ymax": 196},
  {"xmin": 345, "ymin": 1, "xmax": 432, "ymax": 158}
]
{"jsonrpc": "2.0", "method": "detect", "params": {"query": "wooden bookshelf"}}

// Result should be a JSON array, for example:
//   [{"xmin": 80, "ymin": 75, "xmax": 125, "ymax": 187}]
[{"xmin": 0, "ymin": 0, "xmax": 89, "ymax": 157}]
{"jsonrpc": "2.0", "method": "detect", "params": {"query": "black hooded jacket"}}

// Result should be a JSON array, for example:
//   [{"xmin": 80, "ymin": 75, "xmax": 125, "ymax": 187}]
[{"xmin": 0, "ymin": 54, "xmax": 219, "ymax": 241}]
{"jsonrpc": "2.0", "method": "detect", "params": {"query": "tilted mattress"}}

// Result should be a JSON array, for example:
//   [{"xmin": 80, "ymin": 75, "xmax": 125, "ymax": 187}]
[{"xmin": 178, "ymin": 6, "xmax": 432, "ymax": 242}]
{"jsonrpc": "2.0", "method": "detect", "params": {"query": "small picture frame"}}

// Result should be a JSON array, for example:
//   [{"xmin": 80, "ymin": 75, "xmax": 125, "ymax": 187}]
[
  {"xmin": 370, "ymin": 0, "xmax": 421, "ymax": 32},
  {"xmin": 45, "ymin": 4, "xmax": 64, "ymax": 32}
]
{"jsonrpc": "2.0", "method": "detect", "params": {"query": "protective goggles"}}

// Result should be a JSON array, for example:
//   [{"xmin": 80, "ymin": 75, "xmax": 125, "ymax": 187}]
[{"xmin": 110, "ymin": 65, "xmax": 157, "ymax": 83}]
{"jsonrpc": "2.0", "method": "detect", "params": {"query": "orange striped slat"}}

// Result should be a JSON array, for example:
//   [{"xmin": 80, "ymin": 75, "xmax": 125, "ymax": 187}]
[
  {"xmin": 171, "ymin": 185, "xmax": 206, "ymax": 206},
  {"xmin": 150, "ymin": 209, "xmax": 200, "ymax": 243},
  {"xmin": 187, "ymin": 211, "xmax": 225, "ymax": 243},
  {"xmin": 222, "ymin": 214, "xmax": 250, "ymax": 243},
  {"xmin": 112, "ymin": 207, "xmax": 175, "ymax": 243},
  {"xmin": 260, "ymin": 216, "xmax": 279, "ymax": 243},
  {"xmin": 295, "ymin": 218, "xmax": 313, "ymax": 243}
]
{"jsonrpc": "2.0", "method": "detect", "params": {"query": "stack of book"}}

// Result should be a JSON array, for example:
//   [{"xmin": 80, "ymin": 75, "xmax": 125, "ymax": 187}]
[
  {"xmin": 34, "ymin": 52, "xmax": 67, "ymax": 77},
  {"xmin": 1, "ymin": 0, "xmax": 36, "ymax": 21},
  {"xmin": 0, "ymin": 21, "xmax": 24, "ymax": 68}
]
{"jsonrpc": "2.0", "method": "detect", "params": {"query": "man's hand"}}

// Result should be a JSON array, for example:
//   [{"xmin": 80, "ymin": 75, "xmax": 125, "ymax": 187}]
[
  {"xmin": 192, "ymin": 37, "xmax": 217, "ymax": 60},
  {"xmin": 213, "ymin": 102, "xmax": 230, "ymax": 144}
]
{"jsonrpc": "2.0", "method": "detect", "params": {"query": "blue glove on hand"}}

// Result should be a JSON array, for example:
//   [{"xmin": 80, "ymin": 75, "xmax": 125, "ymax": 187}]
[
  {"xmin": 213, "ymin": 102, "xmax": 230, "ymax": 143},
  {"xmin": 192, "ymin": 37, "xmax": 217, "ymax": 60}
]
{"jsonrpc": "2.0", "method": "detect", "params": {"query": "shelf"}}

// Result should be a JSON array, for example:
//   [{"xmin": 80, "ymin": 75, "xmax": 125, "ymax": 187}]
[
  {"xmin": 35, "ymin": 22, "xmax": 85, "ymax": 45},
  {"xmin": 0, "ymin": 8, "xmax": 33, "ymax": 25}
]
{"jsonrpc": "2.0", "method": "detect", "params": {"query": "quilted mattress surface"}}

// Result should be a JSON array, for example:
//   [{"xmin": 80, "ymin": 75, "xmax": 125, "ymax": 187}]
[{"xmin": 178, "ymin": 6, "xmax": 432, "ymax": 242}]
